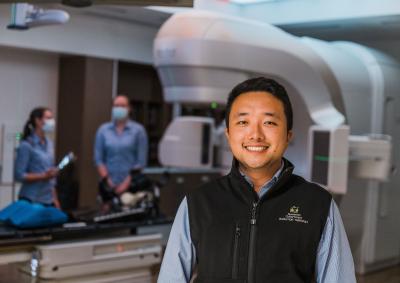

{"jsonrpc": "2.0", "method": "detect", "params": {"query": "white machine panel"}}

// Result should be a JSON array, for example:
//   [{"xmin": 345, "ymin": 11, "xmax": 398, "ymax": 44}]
[
  {"xmin": 159, "ymin": 116, "xmax": 214, "ymax": 169},
  {"xmin": 20, "ymin": 234, "xmax": 162, "ymax": 280},
  {"xmin": 308, "ymin": 125, "xmax": 349, "ymax": 194},
  {"xmin": 349, "ymin": 135, "xmax": 392, "ymax": 181}
]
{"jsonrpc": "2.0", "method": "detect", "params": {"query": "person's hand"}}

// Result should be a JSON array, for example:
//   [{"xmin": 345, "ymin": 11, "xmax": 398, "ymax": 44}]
[
  {"xmin": 106, "ymin": 177, "xmax": 115, "ymax": 189},
  {"xmin": 101, "ymin": 202, "xmax": 111, "ymax": 214},
  {"xmin": 54, "ymin": 197, "xmax": 61, "ymax": 209},
  {"xmin": 43, "ymin": 168, "xmax": 59, "ymax": 180},
  {"xmin": 115, "ymin": 175, "xmax": 132, "ymax": 195}
]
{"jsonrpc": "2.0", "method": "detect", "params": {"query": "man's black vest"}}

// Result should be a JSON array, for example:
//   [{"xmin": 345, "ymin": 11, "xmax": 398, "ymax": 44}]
[{"xmin": 187, "ymin": 159, "xmax": 332, "ymax": 283}]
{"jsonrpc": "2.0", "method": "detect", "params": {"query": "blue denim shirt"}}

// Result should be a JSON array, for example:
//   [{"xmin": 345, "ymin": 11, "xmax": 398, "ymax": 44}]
[
  {"xmin": 14, "ymin": 134, "xmax": 55, "ymax": 204},
  {"xmin": 94, "ymin": 120, "xmax": 148, "ymax": 186}
]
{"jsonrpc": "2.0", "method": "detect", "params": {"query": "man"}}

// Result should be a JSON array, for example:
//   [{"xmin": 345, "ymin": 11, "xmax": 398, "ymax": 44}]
[
  {"xmin": 158, "ymin": 77, "xmax": 356, "ymax": 283},
  {"xmin": 94, "ymin": 95, "xmax": 148, "ymax": 196}
]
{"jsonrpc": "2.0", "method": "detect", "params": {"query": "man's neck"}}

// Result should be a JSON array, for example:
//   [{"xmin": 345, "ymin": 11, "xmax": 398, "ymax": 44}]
[
  {"xmin": 240, "ymin": 160, "xmax": 282, "ymax": 193},
  {"xmin": 115, "ymin": 119, "xmax": 128, "ymax": 129}
]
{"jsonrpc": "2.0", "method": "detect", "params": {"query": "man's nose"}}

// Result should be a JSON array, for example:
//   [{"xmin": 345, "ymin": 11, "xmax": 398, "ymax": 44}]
[{"xmin": 248, "ymin": 123, "xmax": 265, "ymax": 141}]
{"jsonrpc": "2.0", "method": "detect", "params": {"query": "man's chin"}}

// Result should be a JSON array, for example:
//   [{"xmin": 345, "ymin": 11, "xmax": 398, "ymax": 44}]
[{"xmin": 239, "ymin": 161, "xmax": 269, "ymax": 171}]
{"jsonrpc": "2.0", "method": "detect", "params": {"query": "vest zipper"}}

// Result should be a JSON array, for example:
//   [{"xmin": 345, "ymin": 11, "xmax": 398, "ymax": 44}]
[
  {"xmin": 232, "ymin": 223, "xmax": 241, "ymax": 279},
  {"xmin": 248, "ymin": 201, "xmax": 258, "ymax": 283}
]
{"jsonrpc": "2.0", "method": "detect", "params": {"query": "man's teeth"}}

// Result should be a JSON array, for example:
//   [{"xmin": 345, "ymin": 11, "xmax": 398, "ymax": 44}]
[{"xmin": 245, "ymin": 146, "xmax": 268, "ymax": 152}]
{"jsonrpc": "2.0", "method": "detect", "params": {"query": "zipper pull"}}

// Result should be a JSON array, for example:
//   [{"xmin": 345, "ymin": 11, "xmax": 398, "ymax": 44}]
[
  {"xmin": 235, "ymin": 224, "xmax": 241, "ymax": 236},
  {"xmin": 250, "ymin": 202, "xmax": 258, "ymax": 225}
]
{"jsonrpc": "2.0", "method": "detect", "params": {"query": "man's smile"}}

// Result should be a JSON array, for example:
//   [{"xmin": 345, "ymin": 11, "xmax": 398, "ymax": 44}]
[{"xmin": 243, "ymin": 145, "xmax": 269, "ymax": 152}]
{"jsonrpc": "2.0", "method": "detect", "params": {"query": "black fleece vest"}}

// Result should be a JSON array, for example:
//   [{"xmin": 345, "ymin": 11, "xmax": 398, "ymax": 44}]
[{"xmin": 187, "ymin": 159, "xmax": 332, "ymax": 283}]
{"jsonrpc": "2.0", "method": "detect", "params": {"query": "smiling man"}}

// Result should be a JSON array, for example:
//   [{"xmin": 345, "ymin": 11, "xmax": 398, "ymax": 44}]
[{"xmin": 158, "ymin": 77, "xmax": 356, "ymax": 283}]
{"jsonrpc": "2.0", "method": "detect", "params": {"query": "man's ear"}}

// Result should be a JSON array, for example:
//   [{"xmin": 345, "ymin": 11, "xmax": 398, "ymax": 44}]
[
  {"xmin": 225, "ymin": 127, "xmax": 229, "ymax": 139},
  {"xmin": 287, "ymin": 130, "xmax": 293, "ymax": 143}
]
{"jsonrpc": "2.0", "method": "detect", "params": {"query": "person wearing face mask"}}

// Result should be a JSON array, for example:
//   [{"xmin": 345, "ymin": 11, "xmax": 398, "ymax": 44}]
[
  {"xmin": 14, "ymin": 107, "xmax": 60, "ymax": 208},
  {"xmin": 94, "ymin": 95, "xmax": 148, "ymax": 199}
]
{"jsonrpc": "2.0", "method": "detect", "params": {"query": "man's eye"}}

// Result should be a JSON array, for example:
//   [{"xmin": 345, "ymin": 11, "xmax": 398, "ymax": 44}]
[
  {"xmin": 237, "ymin": 121, "xmax": 247, "ymax": 125},
  {"xmin": 265, "ymin": 121, "xmax": 277, "ymax": 126}
]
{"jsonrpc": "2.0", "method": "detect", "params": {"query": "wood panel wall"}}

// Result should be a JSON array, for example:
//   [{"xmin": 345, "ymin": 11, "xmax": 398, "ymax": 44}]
[{"xmin": 57, "ymin": 56, "xmax": 113, "ymax": 209}]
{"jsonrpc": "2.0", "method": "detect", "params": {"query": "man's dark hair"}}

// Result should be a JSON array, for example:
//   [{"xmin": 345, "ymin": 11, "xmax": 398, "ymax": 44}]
[{"xmin": 225, "ymin": 77, "xmax": 293, "ymax": 131}]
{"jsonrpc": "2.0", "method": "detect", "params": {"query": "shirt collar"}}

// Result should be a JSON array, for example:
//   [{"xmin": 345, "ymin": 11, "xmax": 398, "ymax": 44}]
[
  {"xmin": 239, "ymin": 160, "xmax": 284, "ymax": 196},
  {"xmin": 112, "ymin": 120, "xmax": 131, "ymax": 131},
  {"xmin": 31, "ymin": 133, "xmax": 47, "ymax": 146}
]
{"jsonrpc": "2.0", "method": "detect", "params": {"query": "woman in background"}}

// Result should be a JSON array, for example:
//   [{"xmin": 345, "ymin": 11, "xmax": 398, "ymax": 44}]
[{"xmin": 14, "ymin": 107, "xmax": 60, "ymax": 208}]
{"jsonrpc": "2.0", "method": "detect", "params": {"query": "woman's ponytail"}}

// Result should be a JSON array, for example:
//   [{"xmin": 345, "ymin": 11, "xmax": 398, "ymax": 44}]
[{"xmin": 22, "ymin": 107, "xmax": 48, "ymax": 140}]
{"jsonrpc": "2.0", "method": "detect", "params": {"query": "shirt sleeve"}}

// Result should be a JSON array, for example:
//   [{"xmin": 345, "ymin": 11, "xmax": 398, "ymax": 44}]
[
  {"xmin": 316, "ymin": 199, "xmax": 357, "ymax": 283},
  {"xmin": 14, "ymin": 142, "xmax": 31, "ymax": 181},
  {"xmin": 135, "ymin": 126, "xmax": 148, "ymax": 168},
  {"xmin": 94, "ymin": 127, "xmax": 105, "ymax": 167},
  {"xmin": 158, "ymin": 197, "xmax": 196, "ymax": 283}
]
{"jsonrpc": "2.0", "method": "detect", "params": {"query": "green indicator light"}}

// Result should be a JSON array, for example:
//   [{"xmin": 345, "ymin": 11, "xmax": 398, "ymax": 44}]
[
  {"xmin": 314, "ymin": 155, "xmax": 329, "ymax": 162},
  {"xmin": 15, "ymin": 133, "xmax": 22, "ymax": 141},
  {"xmin": 211, "ymin": 102, "xmax": 218, "ymax": 109}
]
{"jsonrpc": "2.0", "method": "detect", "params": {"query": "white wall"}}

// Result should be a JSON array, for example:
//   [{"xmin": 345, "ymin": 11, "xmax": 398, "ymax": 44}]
[{"xmin": 0, "ymin": 46, "xmax": 59, "ymax": 209}]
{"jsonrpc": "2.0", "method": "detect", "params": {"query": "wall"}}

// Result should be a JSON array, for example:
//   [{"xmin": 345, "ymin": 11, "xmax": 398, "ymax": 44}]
[{"xmin": 0, "ymin": 46, "xmax": 59, "ymax": 209}]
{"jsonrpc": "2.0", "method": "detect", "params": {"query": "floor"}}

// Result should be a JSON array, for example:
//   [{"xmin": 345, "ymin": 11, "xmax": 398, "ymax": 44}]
[
  {"xmin": 0, "ymin": 264, "xmax": 399, "ymax": 282},
  {"xmin": 356, "ymin": 265, "xmax": 400, "ymax": 283}
]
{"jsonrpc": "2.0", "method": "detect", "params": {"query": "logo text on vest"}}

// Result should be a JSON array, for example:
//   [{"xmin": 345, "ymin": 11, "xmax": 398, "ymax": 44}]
[{"xmin": 278, "ymin": 206, "xmax": 309, "ymax": 224}]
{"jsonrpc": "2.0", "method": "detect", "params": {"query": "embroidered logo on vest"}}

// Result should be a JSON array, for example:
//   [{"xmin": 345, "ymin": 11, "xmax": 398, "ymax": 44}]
[{"xmin": 278, "ymin": 205, "xmax": 309, "ymax": 224}]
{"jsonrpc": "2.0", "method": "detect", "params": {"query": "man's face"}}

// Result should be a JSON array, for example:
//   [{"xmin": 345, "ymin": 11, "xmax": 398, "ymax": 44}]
[
  {"xmin": 113, "ymin": 96, "xmax": 130, "ymax": 109},
  {"xmin": 225, "ymin": 91, "xmax": 292, "ymax": 174}
]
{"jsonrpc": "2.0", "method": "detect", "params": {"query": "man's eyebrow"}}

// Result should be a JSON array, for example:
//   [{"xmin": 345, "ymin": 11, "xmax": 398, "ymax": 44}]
[
  {"xmin": 235, "ymin": 112, "xmax": 280, "ymax": 118},
  {"xmin": 264, "ymin": 112, "xmax": 281, "ymax": 119}
]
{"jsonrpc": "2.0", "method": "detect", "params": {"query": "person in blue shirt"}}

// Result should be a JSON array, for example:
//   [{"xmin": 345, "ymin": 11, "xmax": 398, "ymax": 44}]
[
  {"xmin": 94, "ymin": 95, "xmax": 148, "ymax": 198},
  {"xmin": 158, "ymin": 77, "xmax": 356, "ymax": 283},
  {"xmin": 14, "ymin": 107, "xmax": 60, "ymax": 208}
]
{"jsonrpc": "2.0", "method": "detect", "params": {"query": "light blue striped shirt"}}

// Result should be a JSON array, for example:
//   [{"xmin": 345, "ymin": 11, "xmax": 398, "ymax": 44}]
[{"xmin": 158, "ymin": 165, "xmax": 356, "ymax": 283}]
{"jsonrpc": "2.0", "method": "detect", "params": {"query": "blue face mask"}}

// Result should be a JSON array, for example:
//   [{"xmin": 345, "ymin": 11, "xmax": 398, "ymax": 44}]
[
  {"xmin": 43, "ymin": 118, "xmax": 56, "ymax": 133},
  {"xmin": 112, "ymin": 107, "xmax": 129, "ymax": 121}
]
